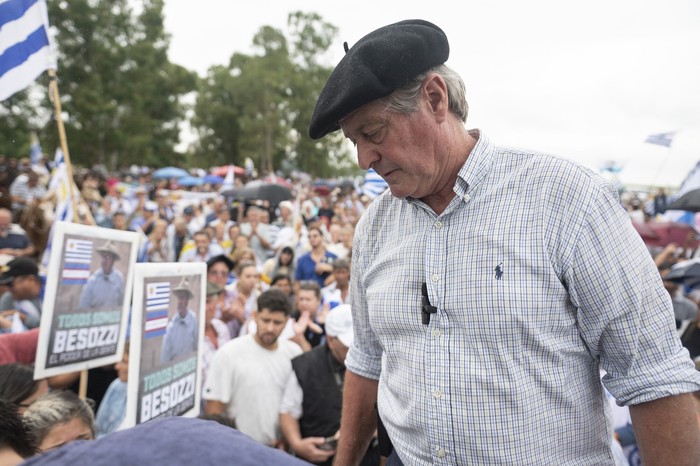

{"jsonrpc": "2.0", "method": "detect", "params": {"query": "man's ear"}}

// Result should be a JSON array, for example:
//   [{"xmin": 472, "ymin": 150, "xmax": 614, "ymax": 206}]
[{"xmin": 423, "ymin": 74, "xmax": 449, "ymax": 122}]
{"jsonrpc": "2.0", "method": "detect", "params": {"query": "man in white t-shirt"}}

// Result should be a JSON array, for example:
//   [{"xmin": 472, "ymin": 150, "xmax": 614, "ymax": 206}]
[{"xmin": 203, "ymin": 288, "xmax": 302, "ymax": 446}]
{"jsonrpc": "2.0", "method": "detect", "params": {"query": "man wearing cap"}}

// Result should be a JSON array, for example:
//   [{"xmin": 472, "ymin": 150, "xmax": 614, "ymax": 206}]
[
  {"xmin": 161, "ymin": 278, "xmax": 199, "ymax": 363},
  {"xmin": 309, "ymin": 19, "xmax": 700, "ymax": 466},
  {"xmin": 0, "ymin": 257, "xmax": 43, "ymax": 333},
  {"xmin": 79, "ymin": 241, "xmax": 125, "ymax": 310},
  {"xmin": 279, "ymin": 304, "xmax": 378, "ymax": 466}
]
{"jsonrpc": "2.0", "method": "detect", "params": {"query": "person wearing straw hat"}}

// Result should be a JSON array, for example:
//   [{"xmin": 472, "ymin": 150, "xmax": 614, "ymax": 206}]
[
  {"xmin": 161, "ymin": 277, "xmax": 198, "ymax": 363},
  {"xmin": 79, "ymin": 240, "xmax": 125, "ymax": 310}
]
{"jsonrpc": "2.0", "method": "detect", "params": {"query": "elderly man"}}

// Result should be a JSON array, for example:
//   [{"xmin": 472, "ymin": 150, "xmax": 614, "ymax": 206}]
[
  {"xmin": 161, "ymin": 278, "xmax": 199, "ymax": 363},
  {"xmin": 309, "ymin": 19, "xmax": 700, "ymax": 466},
  {"xmin": 78, "ymin": 241, "xmax": 125, "ymax": 310},
  {"xmin": 0, "ymin": 208, "xmax": 35, "ymax": 260},
  {"xmin": 239, "ymin": 205, "xmax": 273, "ymax": 265}
]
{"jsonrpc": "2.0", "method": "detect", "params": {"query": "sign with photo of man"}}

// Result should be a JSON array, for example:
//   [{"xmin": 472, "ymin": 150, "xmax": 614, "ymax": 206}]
[
  {"xmin": 125, "ymin": 262, "xmax": 206, "ymax": 428},
  {"xmin": 34, "ymin": 222, "xmax": 139, "ymax": 379}
]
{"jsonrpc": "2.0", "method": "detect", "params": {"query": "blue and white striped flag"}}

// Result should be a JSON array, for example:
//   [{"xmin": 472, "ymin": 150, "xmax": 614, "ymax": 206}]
[
  {"xmin": 145, "ymin": 282, "xmax": 170, "ymax": 339},
  {"xmin": 0, "ymin": 0, "xmax": 56, "ymax": 101},
  {"xmin": 362, "ymin": 168, "xmax": 389, "ymax": 199},
  {"xmin": 40, "ymin": 148, "xmax": 76, "ymax": 269},
  {"xmin": 62, "ymin": 238, "xmax": 92, "ymax": 285},
  {"xmin": 645, "ymin": 131, "xmax": 675, "ymax": 148}
]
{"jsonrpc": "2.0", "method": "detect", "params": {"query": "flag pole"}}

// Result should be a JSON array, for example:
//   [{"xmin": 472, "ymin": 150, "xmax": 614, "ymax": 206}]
[
  {"xmin": 47, "ymin": 68, "xmax": 79, "ymax": 223},
  {"xmin": 47, "ymin": 68, "xmax": 93, "ymax": 397}
]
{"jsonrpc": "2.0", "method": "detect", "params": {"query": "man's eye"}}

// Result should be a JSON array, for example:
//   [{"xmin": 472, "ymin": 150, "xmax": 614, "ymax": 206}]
[{"xmin": 365, "ymin": 126, "xmax": 385, "ymax": 143}]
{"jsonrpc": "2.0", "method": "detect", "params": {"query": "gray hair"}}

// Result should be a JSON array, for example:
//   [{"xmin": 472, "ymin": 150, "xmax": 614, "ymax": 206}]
[
  {"xmin": 23, "ymin": 390, "xmax": 95, "ymax": 445},
  {"xmin": 379, "ymin": 64, "xmax": 468, "ymax": 123}
]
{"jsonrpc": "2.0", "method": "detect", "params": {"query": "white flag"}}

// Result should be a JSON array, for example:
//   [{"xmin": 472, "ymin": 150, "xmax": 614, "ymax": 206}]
[{"xmin": 0, "ymin": 0, "xmax": 57, "ymax": 101}]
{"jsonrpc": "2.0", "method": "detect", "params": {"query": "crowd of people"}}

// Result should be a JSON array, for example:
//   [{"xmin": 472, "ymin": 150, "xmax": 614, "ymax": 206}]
[
  {"xmin": 0, "ymin": 139, "xmax": 381, "ymax": 464},
  {"xmin": 3, "ymin": 16, "xmax": 700, "ymax": 466}
]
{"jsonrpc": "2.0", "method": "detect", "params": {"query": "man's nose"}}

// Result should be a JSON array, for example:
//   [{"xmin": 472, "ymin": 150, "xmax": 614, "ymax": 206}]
[{"xmin": 356, "ymin": 144, "xmax": 379, "ymax": 171}]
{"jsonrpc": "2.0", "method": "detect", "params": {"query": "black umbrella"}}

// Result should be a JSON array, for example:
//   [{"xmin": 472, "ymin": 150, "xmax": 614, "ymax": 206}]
[
  {"xmin": 221, "ymin": 182, "xmax": 293, "ymax": 206},
  {"xmin": 667, "ymin": 189, "xmax": 700, "ymax": 212}
]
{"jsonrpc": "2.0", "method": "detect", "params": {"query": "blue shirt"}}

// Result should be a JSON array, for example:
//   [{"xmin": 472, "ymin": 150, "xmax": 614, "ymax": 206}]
[
  {"xmin": 161, "ymin": 309, "xmax": 198, "ymax": 363},
  {"xmin": 295, "ymin": 251, "xmax": 337, "ymax": 288},
  {"xmin": 79, "ymin": 268, "xmax": 125, "ymax": 310},
  {"xmin": 94, "ymin": 378, "xmax": 127, "ymax": 438},
  {"xmin": 347, "ymin": 130, "xmax": 700, "ymax": 465}
]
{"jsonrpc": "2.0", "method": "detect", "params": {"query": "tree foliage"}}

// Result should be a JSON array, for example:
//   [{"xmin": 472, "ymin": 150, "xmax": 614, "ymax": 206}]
[
  {"xmin": 2, "ymin": 6, "xmax": 355, "ymax": 178},
  {"xmin": 33, "ymin": 0, "xmax": 196, "ymax": 170},
  {"xmin": 192, "ymin": 11, "xmax": 354, "ymax": 178}
]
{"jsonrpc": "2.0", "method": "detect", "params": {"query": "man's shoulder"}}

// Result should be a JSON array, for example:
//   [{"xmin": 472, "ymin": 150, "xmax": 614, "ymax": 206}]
[
  {"xmin": 279, "ymin": 338, "xmax": 303, "ymax": 357},
  {"xmin": 218, "ymin": 334, "xmax": 253, "ymax": 354}
]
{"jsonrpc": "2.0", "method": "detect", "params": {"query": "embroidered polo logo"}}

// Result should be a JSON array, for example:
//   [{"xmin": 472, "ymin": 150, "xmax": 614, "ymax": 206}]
[{"xmin": 494, "ymin": 262, "xmax": 504, "ymax": 280}]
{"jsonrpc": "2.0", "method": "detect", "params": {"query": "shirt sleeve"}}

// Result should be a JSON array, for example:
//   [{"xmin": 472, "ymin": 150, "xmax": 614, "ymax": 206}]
[
  {"xmin": 563, "ymin": 179, "xmax": 700, "ymax": 405},
  {"xmin": 344, "ymin": 212, "xmax": 383, "ymax": 381},
  {"xmin": 202, "ymin": 345, "xmax": 232, "ymax": 403},
  {"xmin": 278, "ymin": 371, "xmax": 303, "ymax": 419}
]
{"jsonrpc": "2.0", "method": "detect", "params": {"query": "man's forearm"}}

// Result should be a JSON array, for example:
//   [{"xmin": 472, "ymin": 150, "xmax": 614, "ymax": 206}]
[
  {"xmin": 629, "ymin": 393, "xmax": 700, "ymax": 466},
  {"xmin": 334, "ymin": 370, "xmax": 378, "ymax": 466},
  {"xmin": 279, "ymin": 413, "xmax": 303, "ymax": 449}
]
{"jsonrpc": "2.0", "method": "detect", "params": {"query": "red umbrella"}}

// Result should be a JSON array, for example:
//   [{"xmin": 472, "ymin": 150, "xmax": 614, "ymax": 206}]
[
  {"xmin": 211, "ymin": 165, "xmax": 246, "ymax": 177},
  {"xmin": 634, "ymin": 221, "xmax": 700, "ymax": 248}
]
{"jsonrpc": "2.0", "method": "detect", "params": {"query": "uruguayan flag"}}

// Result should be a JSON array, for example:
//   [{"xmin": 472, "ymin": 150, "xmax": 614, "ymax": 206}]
[
  {"xmin": 362, "ymin": 168, "xmax": 389, "ymax": 199},
  {"xmin": 0, "ymin": 0, "xmax": 56, "ymax": 101},
  {"xmin": 145, "ymin": 282, "xmax": 170, "ymax": 339}
]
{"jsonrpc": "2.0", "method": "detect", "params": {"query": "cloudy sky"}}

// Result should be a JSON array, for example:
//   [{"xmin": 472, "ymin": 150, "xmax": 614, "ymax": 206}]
[{"xmin": 162, "ymin": 0, "xmax": 700, "ymax": 189}]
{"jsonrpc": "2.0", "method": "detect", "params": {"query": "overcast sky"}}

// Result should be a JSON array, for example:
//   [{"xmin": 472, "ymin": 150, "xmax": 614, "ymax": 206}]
[{"xmin": 162, "ymin": 0, "xmax": 700, "ymax": 189}]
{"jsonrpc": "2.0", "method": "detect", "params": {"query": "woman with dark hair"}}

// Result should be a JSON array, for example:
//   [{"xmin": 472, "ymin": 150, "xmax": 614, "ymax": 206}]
[
  {"xmin": 262, "ymin": 246, "xmax": 295, "ymax": 284},
  {"xmin": 0, "ymin": 363, "xmax": 48, "ymax": 415},
  {"xmin": 0, "ymin": 398, "xmax": 37, "ymax": 463}
]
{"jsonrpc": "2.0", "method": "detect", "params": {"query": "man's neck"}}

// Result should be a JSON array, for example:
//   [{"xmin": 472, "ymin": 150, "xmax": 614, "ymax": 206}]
[{"xmin": 254, "ymin": 334, "xmax": 278, "ymax": 351}]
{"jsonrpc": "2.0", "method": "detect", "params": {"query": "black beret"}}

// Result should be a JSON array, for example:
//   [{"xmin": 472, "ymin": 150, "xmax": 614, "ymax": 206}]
[{"xmin": 309, "ymin": 19, "xmax": 449, "ymax": 140}]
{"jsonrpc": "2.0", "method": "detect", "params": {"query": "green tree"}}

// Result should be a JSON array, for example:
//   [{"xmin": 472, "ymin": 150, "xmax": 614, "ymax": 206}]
[
  {"xmin": 192, "ymin": 12, "xmax": 353, "ymax": 178},
  {"xmin": 44, "ymin": 0, "xmax": 196, "ymax": 170}
]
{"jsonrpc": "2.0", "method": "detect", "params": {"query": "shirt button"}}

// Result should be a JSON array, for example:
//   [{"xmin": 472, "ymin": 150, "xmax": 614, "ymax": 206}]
[
  {"xmin": 434, "ymin": 220, "xmax": 443, "ymax": 228},
  {"xmin": 431, "ymin": 274, "xmax": 439, "ymax": 283},
  {"xmin": 432, "ymin": 389, "xmax": 442, "ymax": 399},
  {"xmin": 436, "ymin": 448, "xmax": 446, "ymax": 458},
  {"xmin": 432, "ymin": 329, "xmax": 442, "ymax": 337},
  {"xmin": 463, "ymin": 194, "xmax": 471, "ymax": 202}
]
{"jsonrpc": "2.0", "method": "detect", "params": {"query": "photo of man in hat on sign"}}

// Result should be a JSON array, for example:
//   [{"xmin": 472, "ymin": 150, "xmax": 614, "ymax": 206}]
[
  {"xmin": 79, "ymin": 240, "xmax": 125, "ymax": 310},
  {"xmin": 160, "ymin": 277, "xmax": 198, "ymax": 363}
]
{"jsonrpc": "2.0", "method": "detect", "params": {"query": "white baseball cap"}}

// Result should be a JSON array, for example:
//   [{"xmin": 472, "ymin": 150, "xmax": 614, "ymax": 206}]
[{"xmin": 325, "ymin": 304, "xmax": 353, "ymax": 348}]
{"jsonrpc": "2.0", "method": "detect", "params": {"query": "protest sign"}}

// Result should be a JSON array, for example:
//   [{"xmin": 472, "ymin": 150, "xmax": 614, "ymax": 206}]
[
  {"xmin": 34, "ymin": 222, "xmax": 139, "ymax": 379},
  {"xmin": 125, "ymin": 262, "xmax": 206, "ymax": 427}
]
